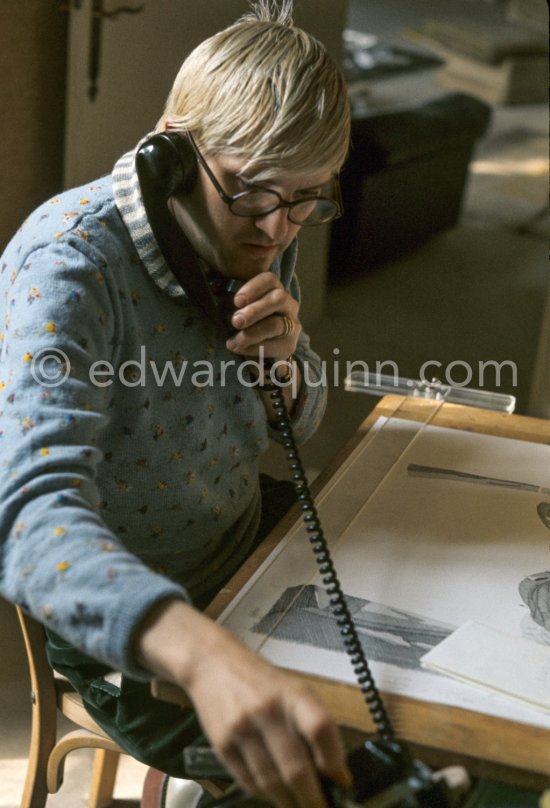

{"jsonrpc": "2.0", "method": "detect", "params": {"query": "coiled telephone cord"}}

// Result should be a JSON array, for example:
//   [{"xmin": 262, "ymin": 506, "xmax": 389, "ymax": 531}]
[{"xmin": 262, "ymin": 379, "xmax": 396, "ymax": 742}]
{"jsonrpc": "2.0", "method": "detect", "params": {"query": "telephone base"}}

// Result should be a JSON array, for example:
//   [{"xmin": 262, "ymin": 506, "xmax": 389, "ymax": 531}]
[{"xmin": 183, "ymin": 739, "xmax": 470, "ymax": 807}]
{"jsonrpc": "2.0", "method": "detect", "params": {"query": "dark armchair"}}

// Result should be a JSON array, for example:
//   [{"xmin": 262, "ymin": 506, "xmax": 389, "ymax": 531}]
[{"xmin": 330, "ymin": 92, "xmax": 492, "ymax": 276}]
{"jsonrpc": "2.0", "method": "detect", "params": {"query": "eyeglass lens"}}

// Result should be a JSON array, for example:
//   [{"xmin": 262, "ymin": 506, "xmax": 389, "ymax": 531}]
[{"xmin": 230, "ymin": 190, "xmax": 338, "ymax": 225}]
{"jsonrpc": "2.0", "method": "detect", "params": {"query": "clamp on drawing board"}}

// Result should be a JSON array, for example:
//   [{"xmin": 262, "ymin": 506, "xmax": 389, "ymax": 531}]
[{"xmin": 344, "ymin": 372, "xmax": 516, "ymax": 414}]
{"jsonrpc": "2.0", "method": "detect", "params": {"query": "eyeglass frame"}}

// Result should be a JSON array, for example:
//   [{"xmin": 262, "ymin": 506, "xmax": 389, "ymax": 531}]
[{"xmin": 185, "ymin": 130, "xmax": 343, "ymax": 226}]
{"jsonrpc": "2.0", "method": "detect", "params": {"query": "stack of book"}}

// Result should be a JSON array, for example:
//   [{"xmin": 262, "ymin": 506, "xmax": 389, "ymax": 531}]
[
  {"xmin": 412, "ymin": 16, "xmax": 547, "ymax": 105},
  {"xmin": 507, "ymin": 0, "xmax": 548, "ymax": 32}
]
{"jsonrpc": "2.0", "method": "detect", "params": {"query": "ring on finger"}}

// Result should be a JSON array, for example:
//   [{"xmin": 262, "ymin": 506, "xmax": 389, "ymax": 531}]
[{"xmin": 280, "ymin": 315, "xmax": 294, "ymax": 338}]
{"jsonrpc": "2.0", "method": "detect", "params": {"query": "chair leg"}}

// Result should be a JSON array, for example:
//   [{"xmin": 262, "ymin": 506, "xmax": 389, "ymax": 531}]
[
  {"xmin": 19, "ymin": 692, "xmax": 57, "ymax": 808},
  {"xmin": 89, "ymin": 748, "xmax": 121, "ymax": 808},
  {"xmin": 19, "ymin": 754, "xmax": 49, "ymax": 808},
  {"xmin": 17, "ymin": 606, "xmax": 57, "ymax": 808}
]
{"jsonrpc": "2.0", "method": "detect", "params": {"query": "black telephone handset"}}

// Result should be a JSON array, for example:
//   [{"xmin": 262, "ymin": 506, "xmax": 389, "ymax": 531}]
[
  {"xmin": 136, "ymin": 133, "xmax": 464, "ymax": 808},
  {"xmin": 136, "ymin": 132, "xmax": 242, "ymax": 334}
]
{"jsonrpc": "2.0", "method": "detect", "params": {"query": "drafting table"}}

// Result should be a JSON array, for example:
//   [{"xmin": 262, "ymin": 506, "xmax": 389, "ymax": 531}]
[{"xmin": 154, "ymin": 395, "xmax": 550, "ymax": 789}]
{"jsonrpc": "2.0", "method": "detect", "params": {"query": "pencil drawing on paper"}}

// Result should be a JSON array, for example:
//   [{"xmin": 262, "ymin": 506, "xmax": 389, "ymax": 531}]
[
  {"xmin": 520, "ymin": 571, "xmax": 550, "ymax": 646},
  {"xmin": 251, "ymin": 585, "xmax": 455, "ymax": 670},
  {"xmin": 407, "ymin": 464, "xmax": 550, "ymax": 531},
  {"xmin": 407, "ymin": 463, "xmax": 550, "ymax": 495}
]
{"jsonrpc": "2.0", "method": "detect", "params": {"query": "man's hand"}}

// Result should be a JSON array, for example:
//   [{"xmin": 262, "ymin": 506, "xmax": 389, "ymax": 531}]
[
  {"xmin": 226, "ymin": 273, "xmax": 302, "ymax": 362},
  {"xmin": 136, "ymin": 599, "xmax": 352, "ymax": 808}
]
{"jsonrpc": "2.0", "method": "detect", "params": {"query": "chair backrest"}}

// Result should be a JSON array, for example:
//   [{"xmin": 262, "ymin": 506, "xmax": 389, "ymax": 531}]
[
  {"xmin": 16, "ymin": 606, "xmax": 59, "ymax": 737},
  {"xmin": 15, "ymin": 606, "xmax": 124, "ymax": 808}
]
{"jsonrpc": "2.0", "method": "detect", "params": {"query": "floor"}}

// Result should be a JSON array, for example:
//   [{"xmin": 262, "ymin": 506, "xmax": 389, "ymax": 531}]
[{"xmin": 1, "ymin": 2, "xmax": 548, "ymax": 806}]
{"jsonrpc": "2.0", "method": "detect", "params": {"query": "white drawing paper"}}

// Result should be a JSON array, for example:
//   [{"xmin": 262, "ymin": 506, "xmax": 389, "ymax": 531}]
[
  {"xmin": 420, "ymin": 620, "xmax": 550, "ymax": 712},
  {"xmin": 218, "ymin": 416, "xmax": 550, "ymax": 730}
]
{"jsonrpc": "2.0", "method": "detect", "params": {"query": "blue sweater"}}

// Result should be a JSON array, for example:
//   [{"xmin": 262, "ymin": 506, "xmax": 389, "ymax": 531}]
[{"xmin": 0, "ymin": 143, "xmax": 326, "ymax": 678}]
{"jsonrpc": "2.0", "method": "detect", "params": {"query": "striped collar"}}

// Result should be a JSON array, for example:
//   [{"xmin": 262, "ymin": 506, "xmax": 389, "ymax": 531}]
[
  {"xmin": 112, "ymin": 136, "xmax": 186, "ymax": 300},
  {"xmin": 112, "ymin": 136, "xmax": 295, "ymax": 298}
]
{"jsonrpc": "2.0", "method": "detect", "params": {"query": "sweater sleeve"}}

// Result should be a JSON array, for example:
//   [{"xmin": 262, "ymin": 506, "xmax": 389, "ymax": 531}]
[{"xmin": 0, "ymin": 238, "xmax": 188, "ymax": 679}]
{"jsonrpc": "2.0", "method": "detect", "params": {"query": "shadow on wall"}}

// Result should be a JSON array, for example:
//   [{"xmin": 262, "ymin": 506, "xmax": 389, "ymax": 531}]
[{"xmin": 0, "ymin": 3, "xmax": 68, "ymax": 250}]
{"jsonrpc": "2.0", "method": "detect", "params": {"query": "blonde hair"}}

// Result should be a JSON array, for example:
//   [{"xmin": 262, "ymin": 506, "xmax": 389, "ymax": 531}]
[{"xmin": 156, "ymin": 1, "xmax": 350, "ymax": 180}]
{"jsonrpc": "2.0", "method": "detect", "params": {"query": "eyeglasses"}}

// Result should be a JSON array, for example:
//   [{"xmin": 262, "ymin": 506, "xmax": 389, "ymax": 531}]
[{"xmin": 186, "ymin": 131, "xmax": 342, "ymax": 226}]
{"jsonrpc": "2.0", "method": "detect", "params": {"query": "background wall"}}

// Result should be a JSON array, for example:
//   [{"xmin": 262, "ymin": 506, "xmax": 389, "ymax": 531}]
[
  {"xmin": 0, "ymin": 1, "xmax": 348, "ymax": 317},
  {"xmin": 0, "ymin": 2, "xmax": 67, "ymax": 250},
  {"xmin": 63, "ymin": 0, "xmax": 348, "ymax": 186}
]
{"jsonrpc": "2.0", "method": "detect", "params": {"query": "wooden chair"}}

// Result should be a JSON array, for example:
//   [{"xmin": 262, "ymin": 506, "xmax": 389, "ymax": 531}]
[{"xmin": 16, "ymin": 605, "xmax": 125, "ymax": 808}]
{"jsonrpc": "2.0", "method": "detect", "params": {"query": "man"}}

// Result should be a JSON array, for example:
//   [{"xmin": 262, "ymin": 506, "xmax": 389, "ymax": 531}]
[{"xmin": 0, "ymin": 2, "xmax": 351, "ymax": 805}]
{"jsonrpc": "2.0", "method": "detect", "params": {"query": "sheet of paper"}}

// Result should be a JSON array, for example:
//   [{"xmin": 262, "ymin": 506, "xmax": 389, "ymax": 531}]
[
  {"xmin": 421, "ymin": 621, "xmax": 550, "ymax": 712},
  {"xmin": 219, "ymin": 416, "xmax": 550, "ymax": 730}
]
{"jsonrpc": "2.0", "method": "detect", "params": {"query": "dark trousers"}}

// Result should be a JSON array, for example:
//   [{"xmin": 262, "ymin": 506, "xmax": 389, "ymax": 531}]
[{"xmin": 45, "ymin": 476, "xmax": 296, "ymax": 778}]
